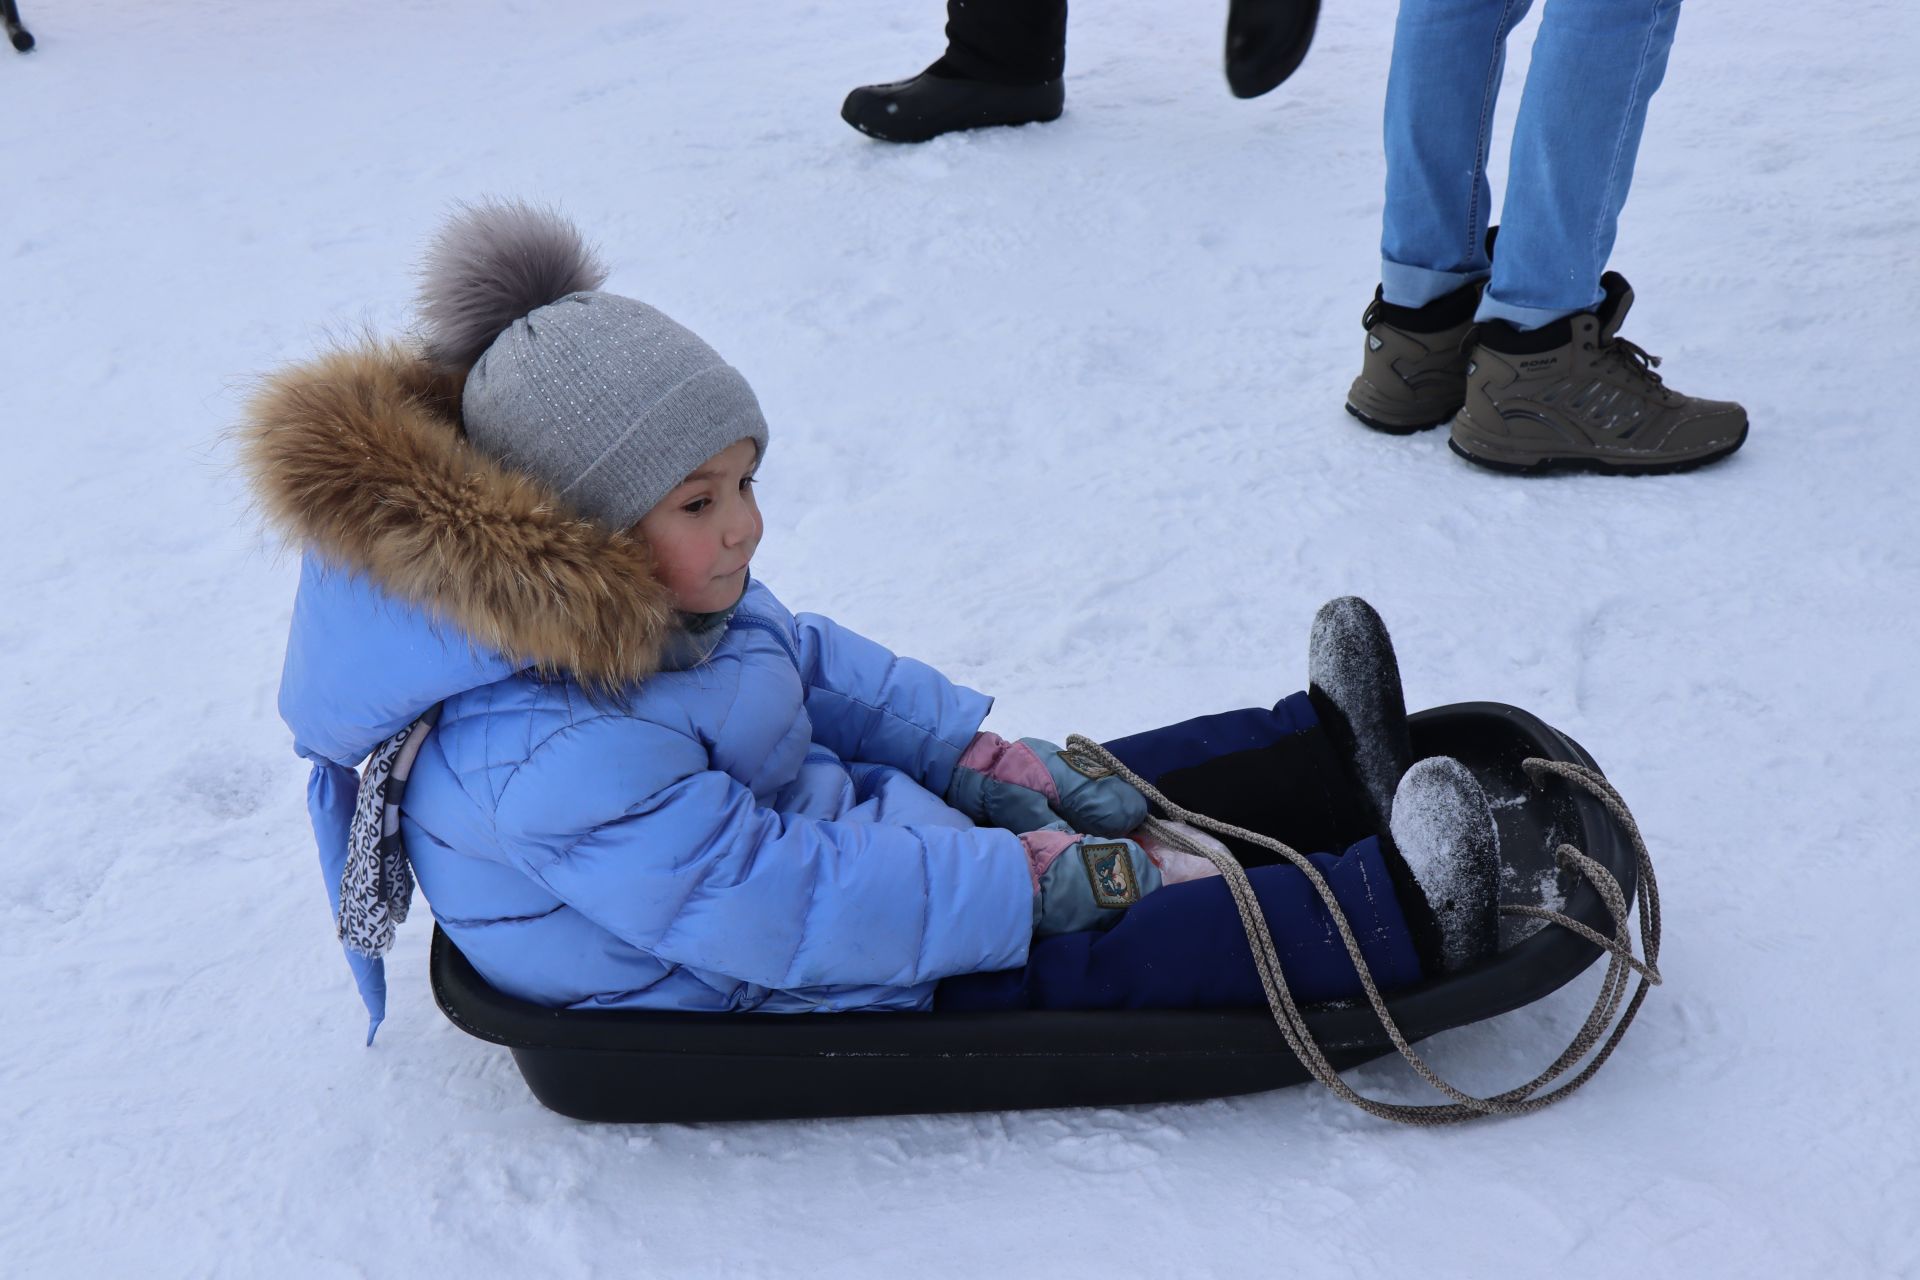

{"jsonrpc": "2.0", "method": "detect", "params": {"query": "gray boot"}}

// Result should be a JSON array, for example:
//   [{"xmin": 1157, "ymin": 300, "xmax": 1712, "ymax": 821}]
[
  {"xmin": 1307, "ymin": 596, "xmax": 1412, "ymax": 835},
  {"xmin": 1345, "ymin": 281, "xmax": 1482, "ymax": 434},
  {"xmin": 1449, "ymin": 273, "xmax": 1749, "ymax": 475},
  {"xmin": 1388, "ymin": 757, "xmax": 1499, "ymax": 974}
]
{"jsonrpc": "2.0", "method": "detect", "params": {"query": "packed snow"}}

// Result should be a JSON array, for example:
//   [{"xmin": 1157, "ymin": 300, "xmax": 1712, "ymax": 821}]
[{"xmin": 5, "ymin": 0, "xmax": 1918, "ymax": 1275}]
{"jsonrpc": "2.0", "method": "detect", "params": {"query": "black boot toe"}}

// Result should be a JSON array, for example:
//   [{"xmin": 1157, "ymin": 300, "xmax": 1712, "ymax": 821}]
[{"xmin": 842, "ymin": 69, "xmax": 1064, "ymax": 144}]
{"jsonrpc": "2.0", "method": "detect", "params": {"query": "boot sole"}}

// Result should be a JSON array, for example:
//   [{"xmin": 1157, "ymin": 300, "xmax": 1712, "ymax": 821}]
[
  {"xmin": 844, "ymin": 105, "xmax": 1063, "ymax": 144},
  {"xmin": 1343, "ymin": 402, "xmax": 1455, "ymax": 436},
  {"xmin": 1449, "ymin": 420, "xmax": 1750, "ymax": 477}
]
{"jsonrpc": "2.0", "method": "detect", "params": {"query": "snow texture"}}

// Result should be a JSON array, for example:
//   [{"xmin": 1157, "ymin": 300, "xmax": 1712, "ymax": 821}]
[
  {"xmin": 5, "ymin": 1, "xmax": 1920, "ymax": 1276},
  {"xmin": 1388, "ymin": 757, "xmax": 1498, "ymax": 971},
  {"xmin": 1307, "ymin": 594, "xmax": 1408, "ymax": 824}
]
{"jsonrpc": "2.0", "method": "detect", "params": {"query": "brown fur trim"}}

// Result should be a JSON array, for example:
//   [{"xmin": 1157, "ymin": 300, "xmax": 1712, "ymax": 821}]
[{"xmin": 238, "ymin": 340, "xmax": 677, "ymax": 693}]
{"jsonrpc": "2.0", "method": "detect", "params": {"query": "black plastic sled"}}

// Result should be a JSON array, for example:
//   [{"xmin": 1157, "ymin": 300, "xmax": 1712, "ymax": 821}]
[{"xmin": 431, "ymin": 701, "xmax": 1633, "ymax": 1124}]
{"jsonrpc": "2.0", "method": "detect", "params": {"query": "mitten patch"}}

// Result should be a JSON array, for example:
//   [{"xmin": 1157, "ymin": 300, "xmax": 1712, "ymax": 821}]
[{"xmin": 1080, "ymin": 841, "xmax": 1142, "ymax": 909}]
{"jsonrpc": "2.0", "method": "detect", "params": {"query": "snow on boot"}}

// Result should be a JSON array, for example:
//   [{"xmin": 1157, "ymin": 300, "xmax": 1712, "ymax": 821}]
[
  {"xmin": 841, "ymin": 64, "xmax": 1064, "ymax": 144},
  {"xmin": 1307, "ymin": 595, "xmax": 1413, "ymax": 834},
  {"xmin": 1388, "ymin": 757, "xmax": 1499, "ymax": 974}
]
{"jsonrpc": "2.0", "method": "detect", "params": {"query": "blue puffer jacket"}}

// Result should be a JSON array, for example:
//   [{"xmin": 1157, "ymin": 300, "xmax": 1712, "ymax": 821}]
[{"xmin": 243, "ymin": 343, "xmax": 1033, "ymax": 1033}]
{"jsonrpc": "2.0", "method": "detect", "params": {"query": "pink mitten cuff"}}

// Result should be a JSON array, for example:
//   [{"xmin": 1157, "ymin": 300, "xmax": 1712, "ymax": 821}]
[
  {"xmin": 958, "ymin": 731, "xmax": 1060, "ymax": 801},
  {"xmin": 1016, "ymin": 828, "xmax": 1080, "ymax": 891}
]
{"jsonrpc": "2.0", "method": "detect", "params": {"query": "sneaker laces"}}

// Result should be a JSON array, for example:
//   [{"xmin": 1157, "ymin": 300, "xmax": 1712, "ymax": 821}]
[{"xmin": 1597, "ymin": 334, "xmax": 1666, "ymax": 390}]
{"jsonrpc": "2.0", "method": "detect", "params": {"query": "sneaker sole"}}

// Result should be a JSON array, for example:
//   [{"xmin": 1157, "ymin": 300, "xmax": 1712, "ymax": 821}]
[
  {"xmin": 1448, "ymin": 420, "xmax": 1750, "ymax": 477},
  {"xmin": 1344, "ymin": 402, "xmax": 1455, "ymax": 436}
]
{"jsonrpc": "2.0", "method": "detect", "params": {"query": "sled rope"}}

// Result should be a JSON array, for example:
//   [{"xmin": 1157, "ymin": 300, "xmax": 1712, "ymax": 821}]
[{"xmin": 1060, "ymin": 739, "xmax": 1662, "ymax": 1126}]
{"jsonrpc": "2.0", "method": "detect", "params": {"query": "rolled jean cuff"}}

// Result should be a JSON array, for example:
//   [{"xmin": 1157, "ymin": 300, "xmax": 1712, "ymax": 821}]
[
  {"xmin": 1380, "ymin": 259, "xmax": 1488, "ymax": 310},
  {"xmin": 1475, "ymin": 288, "xmax": 1602, "ymax": 332}
]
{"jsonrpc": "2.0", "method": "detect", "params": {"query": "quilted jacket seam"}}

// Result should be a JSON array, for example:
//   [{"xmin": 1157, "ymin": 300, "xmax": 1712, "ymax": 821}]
[{"xmin": 489, "ymin": 711, "xmax": 623, "ymax": 837}]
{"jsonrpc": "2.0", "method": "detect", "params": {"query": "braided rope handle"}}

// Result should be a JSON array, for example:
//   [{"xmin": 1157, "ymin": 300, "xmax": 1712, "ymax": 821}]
[{"xmin": 1061, "ymin": 738, "xmax": 1663, "ymax": 1125}]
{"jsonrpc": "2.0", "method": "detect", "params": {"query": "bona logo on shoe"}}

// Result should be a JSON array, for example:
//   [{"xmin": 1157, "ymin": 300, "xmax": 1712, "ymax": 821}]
[{"xmin": 1081, "ymin": 842, "xmax": 1142, "ymax": 909}]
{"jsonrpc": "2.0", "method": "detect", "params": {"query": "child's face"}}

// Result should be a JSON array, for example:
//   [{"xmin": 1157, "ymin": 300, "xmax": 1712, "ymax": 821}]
[{"xmin": 635, "ymin": 438, "xmax": 763, "ymax": 614}]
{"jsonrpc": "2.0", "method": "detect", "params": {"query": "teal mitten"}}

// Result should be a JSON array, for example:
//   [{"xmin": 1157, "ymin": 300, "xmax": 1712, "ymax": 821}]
[
  {"xmin": 1019, "ymin": 826, "xmax": 1163, "ymax": 936},
  {"xmin": 948, "ymin": 731, "xmax": 1150, "ymax": 836}
]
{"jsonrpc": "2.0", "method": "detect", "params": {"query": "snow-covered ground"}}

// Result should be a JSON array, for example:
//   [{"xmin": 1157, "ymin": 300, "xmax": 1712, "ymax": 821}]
[{"xmin": 5, "ymin": 0, "xmax": 1918, "ymax": 1274}]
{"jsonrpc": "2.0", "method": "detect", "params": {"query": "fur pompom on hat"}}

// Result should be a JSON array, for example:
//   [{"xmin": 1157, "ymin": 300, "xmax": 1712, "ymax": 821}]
[
  {"xmin": 415, "ymin": 200, "xmax": 769, "ymax": 531},
  {"xmin": 418, "ymin": 200, "xmax": 611, "ymax": 373}
]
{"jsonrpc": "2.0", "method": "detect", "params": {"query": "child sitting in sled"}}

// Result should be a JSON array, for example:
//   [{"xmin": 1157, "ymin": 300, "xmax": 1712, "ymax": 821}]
[{"xmin": 243, "ymin": 203, "xmax": 1500, "ymax": 1038}]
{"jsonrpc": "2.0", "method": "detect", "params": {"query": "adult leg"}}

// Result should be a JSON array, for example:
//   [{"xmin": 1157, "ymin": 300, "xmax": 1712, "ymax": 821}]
[
  {"xmin": 941, "ymin": 0, "xmax": 1068, "ymax": 84},
  {"xmin": 1380, "ymin": 0, "xmax": 1538, "ymax": 307},
  {"xmin": 1448, "ymin": 0, "xmax": 1743, "ymax": 473},
  {"xmin": 1480, "ymin": 0, "xmax": 1685, "ymax": 327},
  {"xmin": 1, "ymin": 0, "xmax": 33, "ymax": 52},
  {"xmin": 1349, "ymin": 0, "xmax": 1535, "ymax": 433},
  {"xmin": 841, "ymin": 0, "xmax": 1067, "ymax": 143}
]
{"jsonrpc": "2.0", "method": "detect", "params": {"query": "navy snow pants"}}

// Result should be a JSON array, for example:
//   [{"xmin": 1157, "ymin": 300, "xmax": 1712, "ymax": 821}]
[{"xmin": 937, "ymin": 692, "xmax": 1427, "ymax": 1011}]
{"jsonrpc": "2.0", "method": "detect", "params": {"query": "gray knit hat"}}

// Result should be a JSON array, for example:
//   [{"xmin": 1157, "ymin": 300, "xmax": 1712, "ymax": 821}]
[{"xmin": 417, "ymin": 201, "xmax": 769, "ymax": 530}]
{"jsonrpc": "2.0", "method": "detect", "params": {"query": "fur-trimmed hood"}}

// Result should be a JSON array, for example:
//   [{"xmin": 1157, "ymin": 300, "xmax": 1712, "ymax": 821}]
[
  {"xmin": 240, "ymin": 340, "xmax": 678, "ymax": 698},
  {"xmin": 244, "ymin": 340, "xmax": 1030, "ymax": 1038}
]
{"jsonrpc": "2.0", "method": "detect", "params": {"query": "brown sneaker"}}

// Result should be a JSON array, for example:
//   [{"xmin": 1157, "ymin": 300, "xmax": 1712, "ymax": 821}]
[
  {"xmin": 1345, "ymin": 280, "xmax": 1481, "ymax": 434},
  {"xmin": 1449, "ymin": 274, "xmax": 1749, "ymax": 475}
]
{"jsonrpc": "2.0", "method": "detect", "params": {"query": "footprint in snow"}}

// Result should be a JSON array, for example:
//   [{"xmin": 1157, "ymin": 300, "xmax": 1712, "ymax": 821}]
[{"xmin": 173, "ymin": 759, "xmax": 276, "ymax": 821}]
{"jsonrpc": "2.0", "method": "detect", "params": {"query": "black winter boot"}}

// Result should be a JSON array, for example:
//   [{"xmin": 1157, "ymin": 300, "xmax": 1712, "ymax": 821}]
[
  {"xmin": 1384, "ymin": 757, "xmax": 1500, "ymax": 974},
  {"xmin": 1307, "ymin": 596, "xmax": 1414, "ymax": 836},
  {"xmin": 1224, "ymin": 0, "xmax": 1320, "ymax": 99},
  {"xmin": 841, "ymin": 61, "xmax": 1064, "ymax": 144}
]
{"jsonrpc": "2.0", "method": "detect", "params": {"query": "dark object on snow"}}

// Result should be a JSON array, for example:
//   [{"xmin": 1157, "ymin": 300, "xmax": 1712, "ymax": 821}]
[
  {"xmin": 3, "ymin": 0, "xmax": 33, "ymax": 53},
  {"xmin": 1225, "ymin": 0, "xmax": 1320, "ymax": 99},
  {"xmin": 841, "ymin": 68, "xmax": 1064, "ymax": 145},
  {"xmin": 431, "ymin": 702, "xmax": 1638, "ymax": 1123},
  {"xmin": 842, "ymin": 0, "xmax": 1315, "ymax": 143},
  {"xmin": 1307, "ymin": 595, "xmax": 1413, "ymax": 836},
  {"xmin": 941, "ymin": 0, "xmax": 1066, "ymax": 85}
]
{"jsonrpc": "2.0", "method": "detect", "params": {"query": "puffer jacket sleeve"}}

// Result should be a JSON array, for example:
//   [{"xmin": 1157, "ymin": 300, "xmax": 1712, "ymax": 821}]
[
  {"xmin": 490, "ymin": 711, "xmax": 1033, "ymax": 991},
  {"xmin": 794, "ymin": 611, "xmax": 993, "ymax": 795}
]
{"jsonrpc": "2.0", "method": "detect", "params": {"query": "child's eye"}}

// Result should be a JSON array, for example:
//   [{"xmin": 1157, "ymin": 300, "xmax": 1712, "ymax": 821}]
[
  {"xmin": 682, "ymin": 498, "xmax": 711, "ymax": 515},
  {"xmin": 740, "ymin": 476, "xmax": 757, "ymax": 493}
]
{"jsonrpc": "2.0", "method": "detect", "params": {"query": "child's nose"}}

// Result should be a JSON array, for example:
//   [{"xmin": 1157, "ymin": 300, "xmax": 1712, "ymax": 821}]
[{"xmin": 723, "ymin": 499, "xmax": 755, "ymax": 546}]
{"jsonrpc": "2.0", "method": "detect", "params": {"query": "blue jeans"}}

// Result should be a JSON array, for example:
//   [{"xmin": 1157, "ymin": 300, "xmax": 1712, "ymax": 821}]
[{"xmin": 1380, "ymin": 0, "xmax": 1685, "ymax": 328}]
